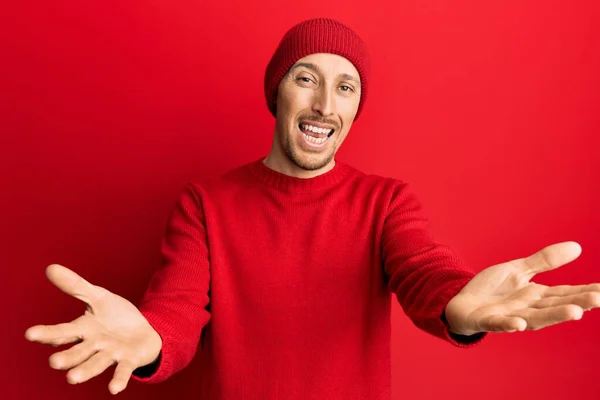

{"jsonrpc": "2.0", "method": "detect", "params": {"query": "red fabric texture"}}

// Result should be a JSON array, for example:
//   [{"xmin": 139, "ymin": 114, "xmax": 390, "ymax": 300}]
[
  {"xmin": 131, "ymin": 157, "xmax": 486, "ymax": 399},
  {"xmin": 264, "ymin": 17, "xmax": 371, "ymax": 120}
]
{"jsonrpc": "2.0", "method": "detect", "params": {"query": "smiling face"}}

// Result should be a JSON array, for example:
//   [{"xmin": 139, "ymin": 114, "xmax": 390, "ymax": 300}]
[{"xmin": 265, "ymin": 53, "xmax": 361, "ymax": 176}]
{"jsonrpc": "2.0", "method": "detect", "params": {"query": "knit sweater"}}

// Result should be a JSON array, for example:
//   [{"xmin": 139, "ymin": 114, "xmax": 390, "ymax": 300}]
[{"xmin": 131, "ymin": 157, "xmax": 487, "ymax": 399}]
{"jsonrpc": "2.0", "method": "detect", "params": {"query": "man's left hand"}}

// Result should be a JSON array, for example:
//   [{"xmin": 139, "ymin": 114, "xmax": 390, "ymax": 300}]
[{"xmin": 444, "ymin": 241, "xmax": 600, "ymax": 335}]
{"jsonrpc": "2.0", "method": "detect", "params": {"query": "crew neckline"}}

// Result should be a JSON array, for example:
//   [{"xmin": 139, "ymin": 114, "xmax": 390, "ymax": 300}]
[{"xmin": 248, "ymin": 157, "xmax": 352, "ymax": 193}]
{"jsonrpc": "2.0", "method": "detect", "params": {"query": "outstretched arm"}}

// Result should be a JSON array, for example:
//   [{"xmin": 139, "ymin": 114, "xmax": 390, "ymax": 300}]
[
  {"xmin": 381, "ymin": 181, "xmax": 487, "ymax": 347},
  {"xmin": 24, "ymin": 183, "xmax": 212, "ymax": 394},
  {"xmin": 131, "ymin": 183, "xmax": 212, "ymax": 383}
]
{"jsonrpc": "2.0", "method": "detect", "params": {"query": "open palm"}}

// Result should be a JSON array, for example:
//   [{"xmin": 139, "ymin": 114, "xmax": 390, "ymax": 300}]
[
  {"xmin": 25, "ymin": 264, "xmax": 162, "ymax": 395},
  {"xmin": 444, "ymin": 241, "xmax": 600, "ymax": 335}
]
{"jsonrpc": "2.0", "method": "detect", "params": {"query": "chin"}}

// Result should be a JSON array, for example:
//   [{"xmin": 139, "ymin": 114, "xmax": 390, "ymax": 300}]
[{"xmin": 287, "ymin": 143, "xmax": 334, "ymax": 171}]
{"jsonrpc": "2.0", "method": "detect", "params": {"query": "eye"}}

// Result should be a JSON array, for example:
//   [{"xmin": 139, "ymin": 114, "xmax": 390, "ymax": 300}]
[
  {"xmin": 297, "ymin": 77, "xmax": 313, "ymax": 83},
  {"xmin": 340, "ymin": 85, "xmax": 354, "ymax": 92}
]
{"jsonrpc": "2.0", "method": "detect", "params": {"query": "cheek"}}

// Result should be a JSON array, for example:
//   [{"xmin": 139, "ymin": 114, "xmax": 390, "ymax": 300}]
[
  {"xmin": 283, "ymin": 88, "xmax": 312, "ymax": 111},
  {"xmin": 335, "ymin": 130, "xmax": 349, "ymax": 145},
  {"xmin": 339, "ymin": 98, "xmax": 360, "ymax": 120}
]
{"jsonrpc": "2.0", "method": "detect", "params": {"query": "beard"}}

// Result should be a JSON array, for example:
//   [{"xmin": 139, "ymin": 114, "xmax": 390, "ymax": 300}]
[{"xmin": 284, "ymin": 133, "xmax": 335, "ymax": 171}]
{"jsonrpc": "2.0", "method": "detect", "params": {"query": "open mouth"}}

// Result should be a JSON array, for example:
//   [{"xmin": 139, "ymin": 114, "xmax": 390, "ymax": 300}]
[{"xmin": 298, "ymin": 123, "xmax": 335, "ymax": 147}]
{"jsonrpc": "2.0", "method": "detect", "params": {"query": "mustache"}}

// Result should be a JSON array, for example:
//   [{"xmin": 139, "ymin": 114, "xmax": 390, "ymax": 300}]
[{"xmin": 297, "ymin": 116, "xmax": 339, "ymax": 130}]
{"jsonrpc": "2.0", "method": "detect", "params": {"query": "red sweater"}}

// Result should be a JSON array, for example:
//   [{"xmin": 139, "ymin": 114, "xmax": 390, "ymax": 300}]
[{"xmin": 131, "ymin": 157, "xmax": 487, "ymax": 399}]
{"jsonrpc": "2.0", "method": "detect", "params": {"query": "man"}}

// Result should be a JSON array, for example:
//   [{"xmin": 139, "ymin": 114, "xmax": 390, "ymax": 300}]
[{"xmin": 25, "ymin": 17, "xmax": 599, "ymax": 399}]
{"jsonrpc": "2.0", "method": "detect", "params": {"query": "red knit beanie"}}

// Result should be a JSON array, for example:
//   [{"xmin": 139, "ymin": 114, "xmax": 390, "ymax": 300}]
[{"xmin": 264, "ymin": 18, "xmax": 371, "ymax": 120}]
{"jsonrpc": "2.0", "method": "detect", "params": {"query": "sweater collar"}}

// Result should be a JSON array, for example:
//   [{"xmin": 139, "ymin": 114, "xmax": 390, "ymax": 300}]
[{"xmin": 248, "ymin": 156, "xmax": 351, "ymax": 193}]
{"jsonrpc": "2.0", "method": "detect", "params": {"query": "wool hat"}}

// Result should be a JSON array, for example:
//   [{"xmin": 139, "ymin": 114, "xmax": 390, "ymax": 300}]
[{"xmin": 264, "ymin": 18, "xmax": 371, "ymax": 120}]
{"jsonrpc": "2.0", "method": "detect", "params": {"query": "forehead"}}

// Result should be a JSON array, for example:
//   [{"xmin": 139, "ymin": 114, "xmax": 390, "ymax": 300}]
[{"xmin": 291, "ymin": 53, "xmax": 360, "ymax": 81}]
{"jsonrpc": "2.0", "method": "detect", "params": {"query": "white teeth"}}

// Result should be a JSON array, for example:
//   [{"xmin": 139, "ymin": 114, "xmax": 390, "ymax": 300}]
[
  {"xmin": 302, "ymin": 124, "xmax": 333, "ymax": 135},
  {"xmin": 302, "ymin": 133, "xmax": 328, "ymax": 145}
]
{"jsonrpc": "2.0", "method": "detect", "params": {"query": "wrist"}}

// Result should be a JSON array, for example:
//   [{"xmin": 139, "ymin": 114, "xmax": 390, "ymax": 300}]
[{"xmin": 444, "ymin": 297, "xmax": 480, "ymax": 336}]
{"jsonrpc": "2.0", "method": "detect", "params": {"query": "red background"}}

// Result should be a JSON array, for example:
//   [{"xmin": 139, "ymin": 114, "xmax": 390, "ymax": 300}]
[{"xmin": 2, "ymin": 1, "xmax": 599, "ymax": 399}]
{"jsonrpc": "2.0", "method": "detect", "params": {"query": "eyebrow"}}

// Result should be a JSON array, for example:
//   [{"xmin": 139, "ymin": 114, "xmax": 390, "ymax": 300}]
[{"xmin": 290, "ymin": 62, "xmax": 361, "ymax": 86}]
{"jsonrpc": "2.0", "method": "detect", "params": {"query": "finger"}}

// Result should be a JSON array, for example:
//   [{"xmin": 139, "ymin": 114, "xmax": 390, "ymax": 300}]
[
  {"xmin": 543, "ymin": 283, "xmax": 600, "ymax": 297},
  {"xmin": 45, "ymin": 264, "xmax": 102, "ymax": 305},
  {"xmin": 521, "ymin": 241, "xmax": 582, "ymax": 277},
  {"xmin": 49, "ymin": 339, "xmax": 99, "ymax": 370},
  {"xmin": 66, "ymin": 351, "xmax": 116, "ymax": 385},
  {"xmin": 511, "ymin": 304, "xmax": 583, "ymax": 331},
  {"xmin": 25, "ymin": 319, "xmax": 83, "ymax": 346},
  {"xmin": 531, "ymin": 292, "xmax": 600, "ymax": 311},
  {"xmin": 109, "ymin": 360, "xmax": 136, "ymax": 395},
  {"xmin": 478, "ymin": 314, "xmax": 527, "ymax": 333}
]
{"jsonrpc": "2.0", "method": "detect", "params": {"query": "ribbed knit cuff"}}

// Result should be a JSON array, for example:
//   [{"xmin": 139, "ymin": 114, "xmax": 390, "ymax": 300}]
[{"xmin": 130, "ymin": 310, "xmax": 178, "ymax": 384}]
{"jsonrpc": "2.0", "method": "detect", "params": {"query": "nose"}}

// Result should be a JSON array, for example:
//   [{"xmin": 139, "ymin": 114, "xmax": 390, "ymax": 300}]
[{"xmin": 311, "ymin": 86, "xmax": 335, "ymax": 117}]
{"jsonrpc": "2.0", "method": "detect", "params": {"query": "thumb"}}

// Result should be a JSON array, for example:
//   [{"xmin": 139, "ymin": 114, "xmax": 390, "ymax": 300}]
[
  {"xmin": 45, "ymin": 264, "xmax": 100, "ymax": 305},
  {"xmin": 522, "ymin": 241, "xmax": 582, "ymax": 278}
]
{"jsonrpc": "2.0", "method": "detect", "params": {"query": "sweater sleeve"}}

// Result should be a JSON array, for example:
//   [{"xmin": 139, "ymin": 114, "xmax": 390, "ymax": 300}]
[
  {"xmin": 381, "ymin": 181, "xmax": 487, "ymax": 348},
  {"xmin": 131, "ymin": 183, "xmax": 212, "ymax": 383}
]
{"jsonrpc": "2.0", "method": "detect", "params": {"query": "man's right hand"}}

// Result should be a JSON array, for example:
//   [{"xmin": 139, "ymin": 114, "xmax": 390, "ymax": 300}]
[{"xmin": 25, "ymin": 264, "xmax": 162, "ymax": 395}]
